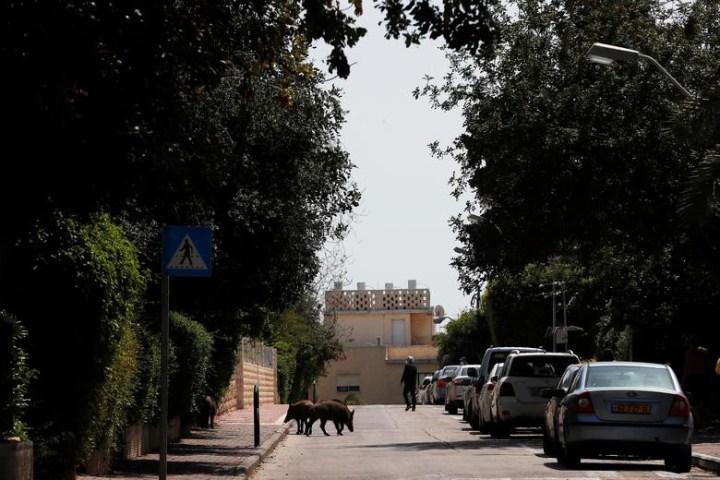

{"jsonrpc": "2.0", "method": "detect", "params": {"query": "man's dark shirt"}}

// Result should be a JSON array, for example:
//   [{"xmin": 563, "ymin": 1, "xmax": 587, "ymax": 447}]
[{"xmin": 401, "ymin": 363, "xmax": 418, "ymax": 387}]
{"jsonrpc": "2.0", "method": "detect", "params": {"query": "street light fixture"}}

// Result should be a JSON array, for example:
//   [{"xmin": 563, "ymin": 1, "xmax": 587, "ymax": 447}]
[{"xmin": 586, "ymin": 42, "xmax": 693, "ymax": 99}]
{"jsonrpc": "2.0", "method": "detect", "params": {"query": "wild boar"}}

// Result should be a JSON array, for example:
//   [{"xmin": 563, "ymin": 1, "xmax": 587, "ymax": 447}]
[
  {"xmin": 200, "ymin": 395, "xmax": 217, "ymax": 428},
  {"xmin": 306, "ymin": 399, "xmax": 355, "ymax": 436},
  {"xmin": 283, "ymin": 399, "xmax": 314, "ymax": 434}
]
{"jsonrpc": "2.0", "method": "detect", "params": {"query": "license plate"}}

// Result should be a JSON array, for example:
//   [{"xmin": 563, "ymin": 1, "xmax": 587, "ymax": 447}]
[{"xmin": 612, "ymin": 403, "xmax": 650, "ymax": 414}]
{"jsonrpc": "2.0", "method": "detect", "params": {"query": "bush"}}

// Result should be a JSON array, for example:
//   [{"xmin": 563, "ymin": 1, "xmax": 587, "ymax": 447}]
[
  {"xmin": 0, "ymin": 311, "xmax": 34, "ymax": 440},
  {"xmin": 169, "ymin": 312, "xmax": 214, "ymax": 425},
  {"xmin": 343, "ymin": 393, "xmax": 365, "ymax": 406},
  {"xmin": 0, "ymin": 211, "xmax": 146, "ymax": 478}
]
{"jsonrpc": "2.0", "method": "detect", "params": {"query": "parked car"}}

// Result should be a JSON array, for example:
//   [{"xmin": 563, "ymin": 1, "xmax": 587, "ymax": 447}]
[
  {"xmin": 475, "ymin": 362, "xmax": 504, "ymax": 433},
  {"xmin": 473, "ymin": 346, "xmax": 545, "ymax": 428},
  {"xmin": 553, "ymin": 361, "xmax": 693, "ymax": 472},
  {"xmin": 417, "ymin": 375, "xmax": 433, "ymax": 405},
  {"xmin": 432, "ymin": 365, "xmax": 460, "ymax": 405},
  {"xmin": 541, "ymin": 362, "xmax": 582, "ymax": 454},
  {"xmin": 463, "ymin": 381, "xmax": 476, "ymax": 425},
  {"xmin": 490, "ymin": 351, "xmax": 580, "ymax": 437},
  {"xmin": 426, "ymin": 369, "xmax": 441, "ymax": 404},
  {"xmin": 445, "ymin": 364, "xmax": 481, "ymax": 414}
]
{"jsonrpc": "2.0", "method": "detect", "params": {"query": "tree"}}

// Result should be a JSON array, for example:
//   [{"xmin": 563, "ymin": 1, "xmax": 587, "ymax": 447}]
[
  {"xmin": 266, "ymin": 294, "xmax": 345, "ymax": 403},
  {"xmin": 421, "ymin": 0, "xmax": 720, "ymax": 359},
  {"xmin": 433, "ymin": 310, "xmax": 490, "ymax": 366}
]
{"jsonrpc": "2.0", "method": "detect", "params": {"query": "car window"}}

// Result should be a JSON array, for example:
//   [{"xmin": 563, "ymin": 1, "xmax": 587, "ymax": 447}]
[
  {"xmin": 466, "ymin": 367, "xmax": 478, "ymax": 377},
  {"xmin": 559, "ymin": 364, "xmax": 581, "ymax": 389},
  {"xmin": 587, "ymin": 364, "xmax": 674, "ymax": 389},
  {"xmin": 509, "ymin": 356, "xmax": 577, "ymax": 377},
  {"xmin": 488, "ymin": 352, "xmax": 510, "ymax": 373}
]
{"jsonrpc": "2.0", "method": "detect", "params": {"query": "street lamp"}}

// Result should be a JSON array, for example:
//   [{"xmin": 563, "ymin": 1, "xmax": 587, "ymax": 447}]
[{"xmin": 586, "ymin": 42, "xmax": 693, "ymax": 99}]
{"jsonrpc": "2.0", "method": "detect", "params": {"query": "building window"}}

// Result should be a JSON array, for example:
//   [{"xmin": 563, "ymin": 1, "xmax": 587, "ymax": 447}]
[
  {"xmin": 336, "ymin": 385, "xmax": 360, "ymax": 392},
  {"xmin": 336, "ymin": 374, "xmax": 360, "ymax": 393}
]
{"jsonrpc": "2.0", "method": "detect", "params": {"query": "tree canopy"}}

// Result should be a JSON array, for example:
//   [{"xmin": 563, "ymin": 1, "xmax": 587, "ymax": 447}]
[{"xmin": 423, "ymin": 0, "xmax": 720, "ymax": 361}]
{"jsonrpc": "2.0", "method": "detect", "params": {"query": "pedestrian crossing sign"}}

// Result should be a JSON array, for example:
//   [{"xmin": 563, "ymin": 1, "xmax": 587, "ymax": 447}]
[{"xmin": 162, "ymin": 226, "xmax": 212, "ymax": 277}]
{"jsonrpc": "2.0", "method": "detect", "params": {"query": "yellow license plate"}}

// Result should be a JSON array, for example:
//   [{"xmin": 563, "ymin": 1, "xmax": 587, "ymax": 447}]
[{"xmin": 612, "ymin": 403, "xmax": 650, "ymax": 414}]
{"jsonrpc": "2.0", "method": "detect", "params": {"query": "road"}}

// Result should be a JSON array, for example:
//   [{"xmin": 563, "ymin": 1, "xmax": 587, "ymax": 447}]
[{"xmin": 252, "ymin": 404, "xmax": 717, "ymax": 480}]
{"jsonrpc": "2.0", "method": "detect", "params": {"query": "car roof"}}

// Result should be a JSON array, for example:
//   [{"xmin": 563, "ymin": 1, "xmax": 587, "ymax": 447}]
[
  {"xmin": 508, "ymin": 351, "xmax": 578, "ymax": 358},
  {"xmin": 587, "ymin": 361, "xmax": 669, "ymax": 368}
]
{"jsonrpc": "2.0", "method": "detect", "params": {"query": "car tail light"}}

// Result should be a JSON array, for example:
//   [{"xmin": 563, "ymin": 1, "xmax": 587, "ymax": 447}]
[
  {"xmin": 487, "ymin": 384, "xmax": 495, "ymax": 392},
  {"xmin": 669, "ymin": 395, "xmax": 690, "ymax": 418},
  {"xmin": 572, "ymin": 391, "xmax": 594, "ymax": 414},
  {"xmin": 498, "ymin": 382, "xmax": 515, "ymax": 397},
  {"xmin": 437, "ymin": 379, "xmax": 446, "ymax": 388}
]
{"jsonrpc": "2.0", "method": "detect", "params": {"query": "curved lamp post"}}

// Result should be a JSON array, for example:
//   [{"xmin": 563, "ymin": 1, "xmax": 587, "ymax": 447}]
[{"xmin": 586, "ymin": 42, "xmax": 693, "ymax": 99}]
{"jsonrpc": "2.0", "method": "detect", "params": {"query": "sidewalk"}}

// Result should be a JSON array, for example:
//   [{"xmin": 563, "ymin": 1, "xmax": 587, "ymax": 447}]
[
  {"xmin": 78, "ymin": 403, "xmax": 291, "ymax": 480},
  {"xmin": 691, "ymin": 428, "xmax": 720, "ymax": 473},
  {"xmin": 77, "ymin": 404, "xmax": 720, "ymax": 478}
]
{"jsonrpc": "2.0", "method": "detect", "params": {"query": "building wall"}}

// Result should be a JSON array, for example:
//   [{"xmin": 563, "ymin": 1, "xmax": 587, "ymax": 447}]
[{"xmin": 314, "ymin": 346, "xmax": 439, "ymax": 405}]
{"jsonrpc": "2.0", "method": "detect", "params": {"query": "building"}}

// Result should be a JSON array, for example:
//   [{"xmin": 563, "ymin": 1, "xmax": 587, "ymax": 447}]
[{"xmin": 314, "ymin": 280, "xmax": 440, "ymax": 404}]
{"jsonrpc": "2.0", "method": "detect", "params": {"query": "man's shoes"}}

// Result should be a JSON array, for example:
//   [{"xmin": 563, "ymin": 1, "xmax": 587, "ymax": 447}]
[
  {"xmin": 405, "ymin": 405, "xmax": 411, "ymax": 411},
  {"xmin": 412, "ymin": 406, "xmax": 416, "ymax": 411}
]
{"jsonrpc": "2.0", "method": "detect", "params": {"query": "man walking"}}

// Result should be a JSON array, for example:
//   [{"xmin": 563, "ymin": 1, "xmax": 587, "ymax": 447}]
[{"xmin": 401, "ymin": 356, "xmax": 418, "ymax": 411}]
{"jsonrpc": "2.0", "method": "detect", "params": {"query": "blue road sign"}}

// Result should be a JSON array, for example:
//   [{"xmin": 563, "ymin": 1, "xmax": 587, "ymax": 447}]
[{"xmin": 162, "ymin": 226, "xmax": 212, "ymax": 277}]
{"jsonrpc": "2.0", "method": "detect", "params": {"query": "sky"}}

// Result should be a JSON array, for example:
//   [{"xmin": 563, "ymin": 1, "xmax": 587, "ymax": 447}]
[{"xmin": 312, "ymin": 7, "xmax": 473, "ymax": 321}]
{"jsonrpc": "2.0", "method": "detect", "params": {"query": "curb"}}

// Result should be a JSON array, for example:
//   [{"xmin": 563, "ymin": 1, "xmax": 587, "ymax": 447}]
[
  {"xmin": 241, "ymin": 422, "xmax": 292, "ymax": 478},
  {"xmin": 693, "ymin": 453, "xmax": 720, "ymax": 473}
]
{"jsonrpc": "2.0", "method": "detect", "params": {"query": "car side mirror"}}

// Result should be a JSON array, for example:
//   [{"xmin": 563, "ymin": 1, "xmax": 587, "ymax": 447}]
[{"xmin": 490, "ymin": 375, "xmax": 498, "ymax": 383}]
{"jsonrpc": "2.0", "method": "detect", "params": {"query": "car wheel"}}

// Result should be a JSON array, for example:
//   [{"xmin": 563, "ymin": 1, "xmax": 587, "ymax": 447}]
[
  {"xmin": 489, "ymin": 422, "xmax": 510, "ymax": 438},
  {"xmin": 449, "ymin": 402, "xmax": 458, "ymax": 415},
  {"xmin": 542, "ymin": 427, "xmax": 555, "ymax": 456},
  {"xmin": 478, "ymin": 412, "xmax": 490, "ymax": 434},
  {"xmin": 469, "ymin": 411, "xmax": 480, "ymax": 430},
  {"xmin": 560, "ymin": 441, "xmax": 580, "ymax": 467},
  {"xmin": 664, "ymin": 445, "xmax": 692, "ymax": 473}
]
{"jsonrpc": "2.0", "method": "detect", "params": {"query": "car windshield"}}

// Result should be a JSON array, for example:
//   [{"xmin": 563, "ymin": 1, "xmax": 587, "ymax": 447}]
[
  {"xmin": 509, "ymin": 356, "xmax": 576, "ymax": 377},
  {"xmin": 587, "ymin": 365, "xmax": 675, "ymax": 389}
]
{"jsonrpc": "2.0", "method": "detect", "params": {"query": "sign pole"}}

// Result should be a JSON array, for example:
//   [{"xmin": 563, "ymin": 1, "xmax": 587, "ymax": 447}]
[
  {"xmin": 159, "ymin": 224, "xmax": 212, "ymax": 479},
  {"xmin": 160, "ymin": 273, "xmax": 169, "ymax": 480}
]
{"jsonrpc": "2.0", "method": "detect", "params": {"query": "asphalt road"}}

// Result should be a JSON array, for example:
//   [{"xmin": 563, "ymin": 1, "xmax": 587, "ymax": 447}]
[{"xmin": 251, "ymin": 404, "xmax": 717, "ymax": 480}]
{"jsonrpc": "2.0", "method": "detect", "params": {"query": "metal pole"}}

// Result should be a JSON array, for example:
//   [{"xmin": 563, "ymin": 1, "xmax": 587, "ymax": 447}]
[
  {"xmin": 254, "ymin": 384, "xmax": 260, "ymax": 447},
  {"xmin": 552, "ymin": 280, "xmax": 557, "ymax": 352},
  {"xmin": 638, "ymin": 53, "xmax": 694, "ymax": 99},
  {"xmin": 562, "ymin": 286, "xmax": 568, "ymax": 352},
  {"xmin": 160, "ymin": 273, "xmax": 169, "ymax": 479}
]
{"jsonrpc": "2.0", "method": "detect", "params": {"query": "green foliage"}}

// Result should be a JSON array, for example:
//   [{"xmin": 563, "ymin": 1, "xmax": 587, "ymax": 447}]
[
  {"xmin": 86, "ymin": 321, "xmax": 139, "ymax": 461},
  {"xmin": 0, "ymin": 211, "xmax": 146, "ymax": 477},
  {"xmin": 128, "ymin": 324, "xmax": 162, "ymax": 425},
  {"xmin": 266, "ymin": 295, "xmax": 345, "ymax": 404},
  {"xmin": 423, "ymin": 0, "xmax": 720, "ymax": 361},
  {"xmin": 433, "ymin": 310, "xmax": 491, "ymax": 366},
  {"xmin": 0, "ymin": 311, "xmax": 35, "ymax": 440},
  {"xmin": 343, "ymin": 393, "xmax": 365, "ymax": 405},
  {"xmin": 168, "ymin": 312, "xmax": 214, "ymax": 423}
]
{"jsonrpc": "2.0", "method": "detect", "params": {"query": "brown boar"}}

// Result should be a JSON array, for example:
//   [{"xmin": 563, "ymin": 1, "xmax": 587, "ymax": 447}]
[
  {"xmin": 306, "ymin": 399, "xmax": 355, "ymax": 436},
  {"xmin": 283, "ymin": 399, "xmax": 314, "ymax": 434}
]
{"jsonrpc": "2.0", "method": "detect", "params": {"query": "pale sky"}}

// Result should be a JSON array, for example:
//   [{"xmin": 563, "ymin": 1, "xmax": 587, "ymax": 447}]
[{"xmin": 313, "ymin": 7, "xmax": 473, "ymax": 321}]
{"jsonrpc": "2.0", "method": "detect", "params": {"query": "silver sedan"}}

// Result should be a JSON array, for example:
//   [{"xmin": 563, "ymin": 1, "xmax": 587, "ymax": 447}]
[{"xmin": 554, "ymin": 361, "xmax": 693, "ymax": 472}]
